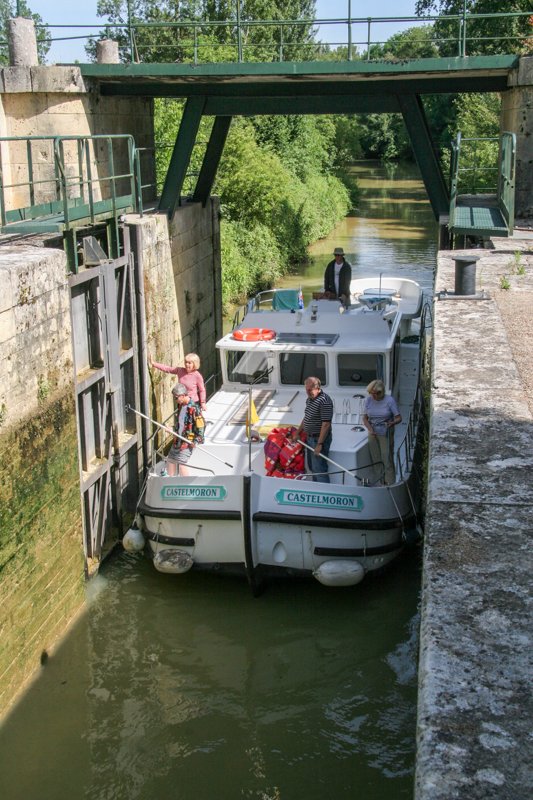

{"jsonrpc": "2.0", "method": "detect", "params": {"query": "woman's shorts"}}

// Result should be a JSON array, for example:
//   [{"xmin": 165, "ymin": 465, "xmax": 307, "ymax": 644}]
[{"xmin": 168, "ymin": 442, "xmax": 192, "ymax": 465}]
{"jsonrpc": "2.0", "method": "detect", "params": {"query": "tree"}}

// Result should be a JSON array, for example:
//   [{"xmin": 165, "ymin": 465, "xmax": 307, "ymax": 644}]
[
  {"xmin": 92, "ymin": 0, "xmax": 317, "ymax": 63},
  {"xmin": 0, "ymin": 0, "xmax": 51, "ymax": 64},
  {"xmin": 367, "ymin": 24, "xmax": 439, "ymax": 61},
  {"xmin": 415, "ymin": 1, "xmax": 532, "ymax": 56}
]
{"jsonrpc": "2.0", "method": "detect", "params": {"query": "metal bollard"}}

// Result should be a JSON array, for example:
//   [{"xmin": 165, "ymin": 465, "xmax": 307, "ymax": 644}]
[{"xmin": 454, "ymin": 254, "xmax": 480, "ymax": 296}]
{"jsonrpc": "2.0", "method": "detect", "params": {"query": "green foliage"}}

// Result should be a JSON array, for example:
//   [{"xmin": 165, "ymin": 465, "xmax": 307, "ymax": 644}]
[
  {"xmin": 357, "ymin": 114, "xmax": 410, "ymax": 162},
  {"xmin": 499, "ymin": 274, "xmax": 510, "ymax": 290},
  {"xmin": 414, "ymin": 0, "xmax": 532, "ymax": 56},
  {"xmin": 220, "ymin": 220, "xmax": 284, "ymax": 310},
  {"xmin": 368, "ymin": 24, "xmax": 439, "ymax": 61},
  {"xmin": 215, "ymin": 117, "xmax": 350, "ymax": 267},
  {"xmin": 92, "ymin": 0, "xmax": 317, "ymax": 62},
  {"xmin": 441, "ymin": 92, "xmax": 501, "ymax": 190},
  {"xmin": 510, "ymin": 251, "xmax": 526, "ymax": 275},
  {"xmin": 0, "ymin": 0, "xmax": 50, "ymax": 64}
]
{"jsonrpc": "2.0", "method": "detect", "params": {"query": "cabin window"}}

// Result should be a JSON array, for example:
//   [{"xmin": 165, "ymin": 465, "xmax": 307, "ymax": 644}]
[
  {"xmin": 226, "ymin": 350, "xmax": 270, "ymax": 384},
  {"xmin": 337, "ymin": 353, "xmax": 384, "ymax": 386},
  {"xmin": 279, "ymin": 352, "xmax": 326, "ymax": 385}
]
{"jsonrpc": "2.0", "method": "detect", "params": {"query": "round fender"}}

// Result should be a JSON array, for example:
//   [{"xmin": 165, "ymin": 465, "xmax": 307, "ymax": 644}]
[
  {"xmin": 313, "ymin": 560, "xmax": 365, "ymax": 587},
  {"xmin": 232, "ymin": 327, "xmax": 276, "ymax": 342},
  {"xmin": 122, "ymin": 524, "xmax": 145, "ymax": 552}
]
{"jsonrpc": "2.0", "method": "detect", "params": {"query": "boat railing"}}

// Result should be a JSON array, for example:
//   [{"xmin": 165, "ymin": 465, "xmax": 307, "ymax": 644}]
[
  {"xmin": 393, "ymin": 299, "xmax": 431, "ymax": 481},
  {"xmin": 204, "ymin": 371, "xmax": 220, "ymax": 399},
  {"xmin": 394, "ymin": 346, "xmax": 430, "ymax": 481},
  {"xmin": 232, "ymin": 288, "xmax": 303, "ymax": 329},
  {"xmin": 298, "ymin": 459, "xmax": 385, "ymax": 486}
]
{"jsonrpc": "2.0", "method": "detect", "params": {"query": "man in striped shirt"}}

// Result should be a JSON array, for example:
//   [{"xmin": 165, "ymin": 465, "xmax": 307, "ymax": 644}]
[{"xmin": 294, "ymin": 376, "xmax": 334, "ymax": 483}]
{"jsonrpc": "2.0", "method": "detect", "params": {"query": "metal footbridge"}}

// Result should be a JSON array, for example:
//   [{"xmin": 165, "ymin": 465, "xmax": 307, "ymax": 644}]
[{"xmin": 0, "ymin": 8, "xmax": 528, "ymax": 264}]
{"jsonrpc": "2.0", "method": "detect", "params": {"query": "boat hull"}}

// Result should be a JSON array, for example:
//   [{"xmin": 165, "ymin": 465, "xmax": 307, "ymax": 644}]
[{"xmin": 138, "ymin": 471, "xmax": 420, "ymax": 583}]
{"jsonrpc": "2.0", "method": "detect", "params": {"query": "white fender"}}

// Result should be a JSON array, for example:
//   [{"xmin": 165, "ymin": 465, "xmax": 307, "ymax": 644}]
[
  {"xmin": 122, "ymin": 524, "xmax": 145, "ymax": 552},
  {"xmin": 313, "ymin": 559, "xmax": 365, "ymax": 587},
  {"xmin": 153, "ymin": 549, "xmax": 194, "ymax": 574}
]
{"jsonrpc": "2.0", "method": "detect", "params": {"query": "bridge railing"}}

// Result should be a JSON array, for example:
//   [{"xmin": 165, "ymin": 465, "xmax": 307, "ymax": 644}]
[{"xmin": 30, "ymin": 9, "xmax": 533, "ymax": 64}]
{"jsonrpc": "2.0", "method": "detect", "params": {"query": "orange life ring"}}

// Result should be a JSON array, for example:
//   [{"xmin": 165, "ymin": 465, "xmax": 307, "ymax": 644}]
[{"xmin": 232, "ymin": 327, "xmax": 276, "ymax": 342}]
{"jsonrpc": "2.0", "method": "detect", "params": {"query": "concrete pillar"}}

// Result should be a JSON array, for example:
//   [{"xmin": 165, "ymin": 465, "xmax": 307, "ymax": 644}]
[
  {"xmin": 96, "ymin": 39, "xmax": 120, "ymax": 64},
  {"xmin": 502, "ymin": 56, "xmax": 533, "ymax": 219},
  {"xmin": 8, "ymin": 17, "xmax": 38, "ymax": 67}
]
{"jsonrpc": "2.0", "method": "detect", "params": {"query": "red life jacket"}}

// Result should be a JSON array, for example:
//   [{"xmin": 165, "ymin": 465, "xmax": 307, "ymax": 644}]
[{"xmin": 264, "ymin": 427, "xmax": 306, "ymax": 478}]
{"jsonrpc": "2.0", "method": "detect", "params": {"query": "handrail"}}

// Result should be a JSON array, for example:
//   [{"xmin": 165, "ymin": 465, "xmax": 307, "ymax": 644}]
[
  {"xmin": 393, "ymin": 301, "xmax": 431, "ymax": 481},
  {"xmin": 29, "ymin": 9, "xmax": 533, "ymax": 65},
  {"xmin": 449, "ymin": 130, "xmax": 516, "ymax": 235},
  {"xmin": 0, "ymin": 133, "xmax": 143, "ymax": 230}
]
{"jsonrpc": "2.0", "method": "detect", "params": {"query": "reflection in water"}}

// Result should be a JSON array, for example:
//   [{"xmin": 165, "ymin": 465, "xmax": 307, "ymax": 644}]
[
  {"xmin": 0, "ymin": 552, "xmax": 421, "ymax": 800},
  {"xmin": 0, "ymin": 161, "xmax": 434, "ymax": 800}
]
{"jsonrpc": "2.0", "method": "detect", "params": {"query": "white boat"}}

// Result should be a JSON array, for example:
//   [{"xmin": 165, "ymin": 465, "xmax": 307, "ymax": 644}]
[{"xmin": 132, "ymin": 277, "xmax": 428, "ymax": 591}]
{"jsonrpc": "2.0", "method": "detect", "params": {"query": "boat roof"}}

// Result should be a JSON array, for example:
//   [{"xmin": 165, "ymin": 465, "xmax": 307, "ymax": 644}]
[{"xmin": 218, "ymin": 278, "xmax": 422, "ymax": 353}]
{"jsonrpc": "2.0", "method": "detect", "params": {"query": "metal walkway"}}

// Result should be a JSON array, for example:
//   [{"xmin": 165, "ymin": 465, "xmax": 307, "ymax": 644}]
[
  {"xmin": 448, "ymin": 131, "xmax": 516, "ymax": 241},
  {"xmin": 0, "ymin": 134, "xmax": 145, "ymax": 269}
]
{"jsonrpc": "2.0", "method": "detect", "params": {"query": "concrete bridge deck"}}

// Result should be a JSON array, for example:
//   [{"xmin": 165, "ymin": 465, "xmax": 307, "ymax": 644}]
[{"xmin": 416, "ymin": 230, "xmax": 533, "ymax": 798}]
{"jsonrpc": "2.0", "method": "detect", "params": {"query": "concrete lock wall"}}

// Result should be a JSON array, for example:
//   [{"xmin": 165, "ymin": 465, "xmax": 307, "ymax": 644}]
[
  {"xmin": 0, "ymin": 245, "xmax": 86, "ymax": 718},
  {"xmin": 0, "ymin": 199, "xmax": 222, "ymax": 719}
]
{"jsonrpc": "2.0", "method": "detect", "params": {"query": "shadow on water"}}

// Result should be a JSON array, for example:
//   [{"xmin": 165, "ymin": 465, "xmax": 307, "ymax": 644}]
[
  {"xmin": 0, "ymin": 548, "xmax": 422, "ymax": 800},
  {"xmin": 0, "ymin": 160, "xmax": 434, "ymax": 800}
]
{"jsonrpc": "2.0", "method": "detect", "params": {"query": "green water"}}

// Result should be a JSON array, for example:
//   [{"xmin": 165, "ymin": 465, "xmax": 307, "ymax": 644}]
[
  {"xmin": 0, "ymin": 160, "xmax": 436, "ymax": 800},
  {"xmin": 0, "ymin": 552, "xmax": 421, "ymax": 800}
]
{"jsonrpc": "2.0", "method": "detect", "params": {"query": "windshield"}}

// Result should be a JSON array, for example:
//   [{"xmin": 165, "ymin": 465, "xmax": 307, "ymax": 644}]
[
  {"xmin": 226, "ymin": 350, "xmax": 270, "ymax": 384},
  {"xmin": 337, "ymin": 353, "xmax": 384, "ymax": 386},
  {"xmin": 279, "ymin": 352, "xmax": 327, "ymax": 385}
]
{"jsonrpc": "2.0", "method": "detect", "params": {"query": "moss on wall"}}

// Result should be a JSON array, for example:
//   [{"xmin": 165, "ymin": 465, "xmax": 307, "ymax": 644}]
[{"xmin": 0, "ymin": 389, "xmax": 85, "ymax": 718}]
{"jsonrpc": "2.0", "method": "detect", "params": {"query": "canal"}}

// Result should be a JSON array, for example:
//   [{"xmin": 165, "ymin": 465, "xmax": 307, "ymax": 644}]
[{"xmin": 0, "ymin": 161, "xmax": 437, "ymax": 800}]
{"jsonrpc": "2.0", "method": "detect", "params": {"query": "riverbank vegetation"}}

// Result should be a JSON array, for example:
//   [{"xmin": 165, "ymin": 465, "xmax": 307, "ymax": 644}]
[{"xmin": 154, "ymin": 105, "xmax": 354, "ymax": 310}]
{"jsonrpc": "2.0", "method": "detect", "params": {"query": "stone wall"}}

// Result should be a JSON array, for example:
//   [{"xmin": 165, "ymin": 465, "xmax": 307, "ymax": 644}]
[
  {"xmin": 502, "ymin": 56, "xmax": 533, "ymax": 219},
  {"xmin": 129, "ymin": 199, "xmax": 223, "ymax": 430},
  {"xmin": 0, "ymin": 66, "xmax": 155, "ymax": 210},
  {"xmin": 0, "ymin": 199, "xmax": 222, "ymax": 719},
  {"xmin": 0, "ymin": 245, "xmax": 85, "ymax": 719}
]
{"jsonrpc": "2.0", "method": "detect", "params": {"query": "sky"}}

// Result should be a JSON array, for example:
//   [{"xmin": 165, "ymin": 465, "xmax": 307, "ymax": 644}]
[{"xmin": 28, "ymin": 0, "xmax": 421, "ymax": 63}]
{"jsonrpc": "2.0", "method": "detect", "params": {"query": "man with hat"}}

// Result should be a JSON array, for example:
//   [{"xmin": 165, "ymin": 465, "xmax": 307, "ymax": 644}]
[
  {"xmin": 323, "ymin": 246, "xmax": 352, "ymax": 305},
  {"xmin": 166, "ymin": 382, "xmax": 205, "ymax": 476}
]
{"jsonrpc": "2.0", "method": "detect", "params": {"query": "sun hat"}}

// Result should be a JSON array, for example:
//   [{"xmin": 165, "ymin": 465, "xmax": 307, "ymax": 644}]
[
  {"xmin": 172, "ymin": 382, "xmax": 188, "ymax": 397},
  {"xmin": 333, "ymin": 247, "xmax": 344, "ymax": 255}
]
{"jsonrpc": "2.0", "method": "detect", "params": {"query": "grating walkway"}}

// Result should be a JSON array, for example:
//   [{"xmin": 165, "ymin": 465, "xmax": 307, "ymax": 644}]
[{"xmin": 453, "ymin": 202, "xmax": 508, "ymax": 237}]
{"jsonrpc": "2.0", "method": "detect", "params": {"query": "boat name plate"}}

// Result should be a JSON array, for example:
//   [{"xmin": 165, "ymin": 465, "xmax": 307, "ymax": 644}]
[
  {"xmin": 161, "ymin": 485, "xmax": 228, "ymax": 501},
  {"xmin": 274, "ymin": 489, "xmax": 363, "ymax": 511}
]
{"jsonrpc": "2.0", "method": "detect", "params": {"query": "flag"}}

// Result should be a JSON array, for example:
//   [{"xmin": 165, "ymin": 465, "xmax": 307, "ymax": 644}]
[
  {"xmin": 297, "ymin": 287, "xmax": 304, "ymax": 309},
  {"xmin": 246, "ymin": 399, "xmax": 259, "ymax": 437}
]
